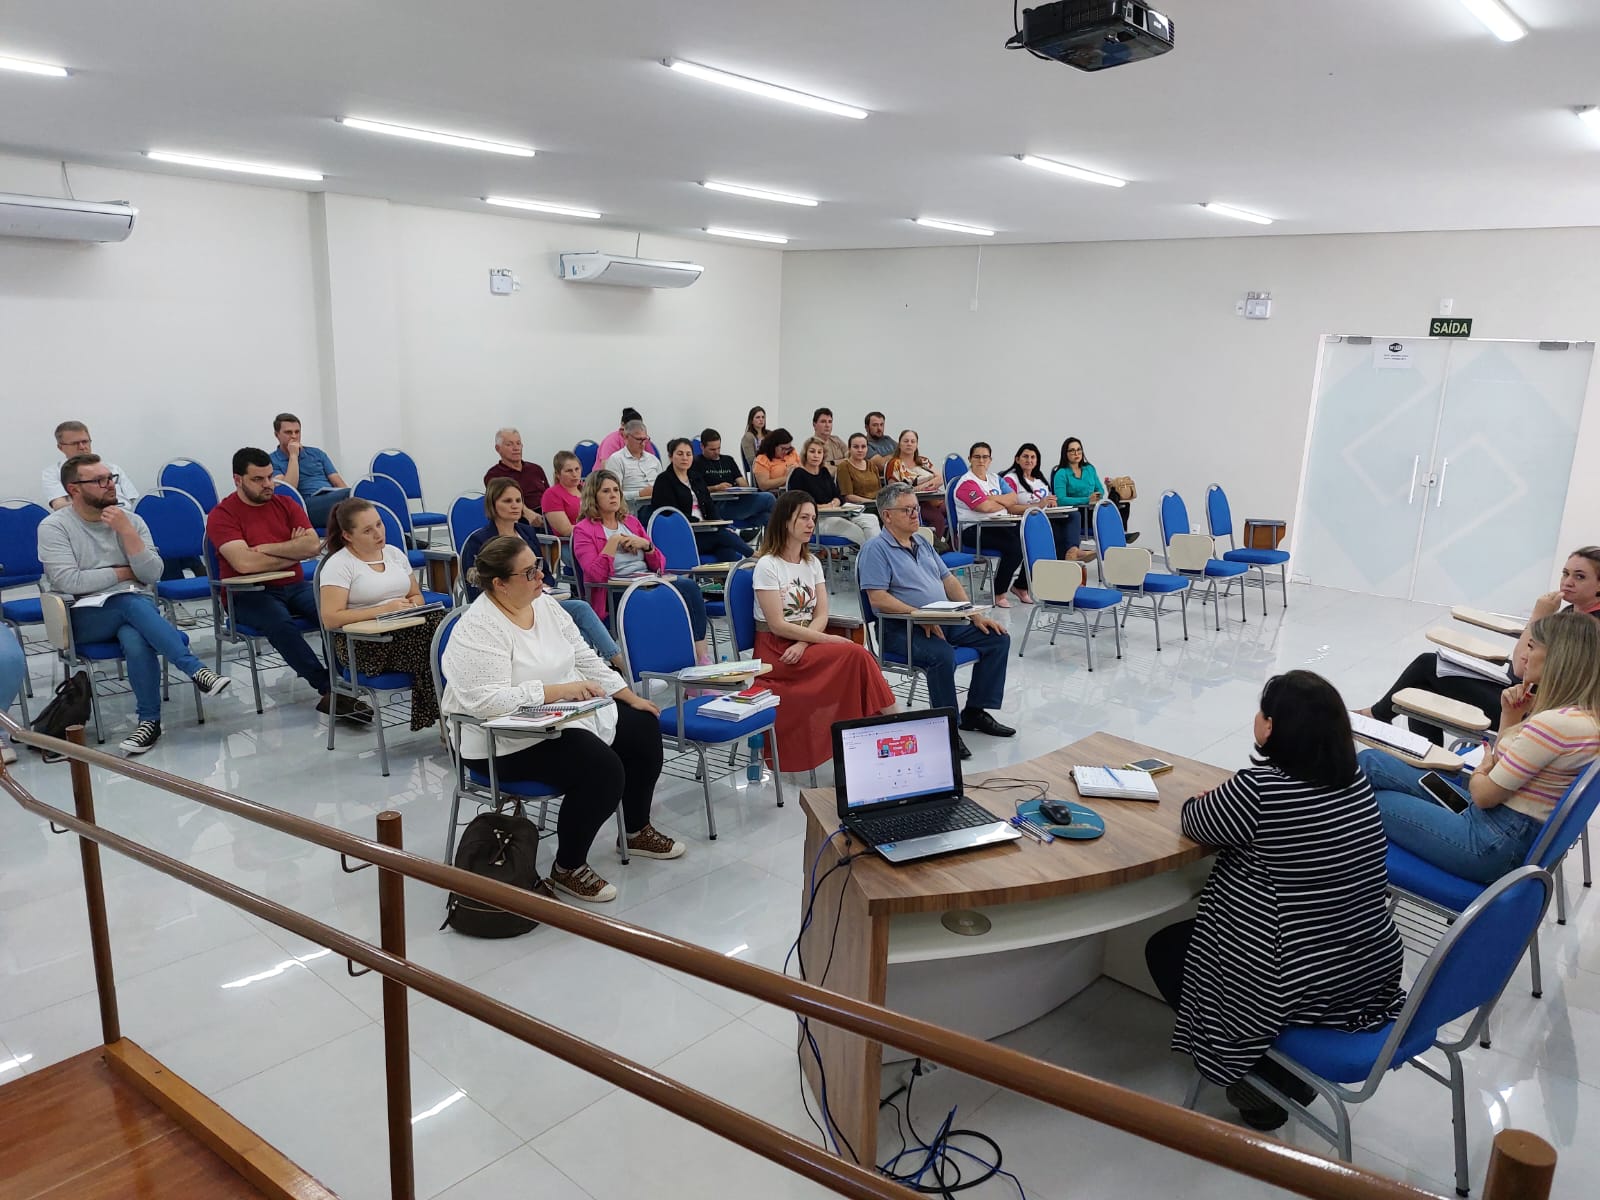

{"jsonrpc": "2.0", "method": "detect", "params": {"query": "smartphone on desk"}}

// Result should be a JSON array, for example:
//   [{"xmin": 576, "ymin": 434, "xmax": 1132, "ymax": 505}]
[
  {"xmin": 1124, "ymin": 757, "xmax": 1174, "ymax": 776},
  {"xmin": 1419, "ymin": 771, "xmax": 1471, "ymax": 814}
]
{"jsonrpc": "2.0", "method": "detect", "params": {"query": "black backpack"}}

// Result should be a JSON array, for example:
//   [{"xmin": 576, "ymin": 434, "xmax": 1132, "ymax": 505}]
[
  {"xmin": 30, "ymin": 670, "xmax": 93, "ymax": 751},
  {"xmin": 441, "ymin": 811, "xmax": 545, "ymax": 938}
]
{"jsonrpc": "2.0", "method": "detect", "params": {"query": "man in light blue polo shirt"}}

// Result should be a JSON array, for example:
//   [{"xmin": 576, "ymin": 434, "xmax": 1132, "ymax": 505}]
[
  {"xmin": 269, "ymin": 412, "xmax": 350, "ymax": 528},
  {"xmin": 858, "ymin": 482, "xmax": 1014, "ymax": 760}
]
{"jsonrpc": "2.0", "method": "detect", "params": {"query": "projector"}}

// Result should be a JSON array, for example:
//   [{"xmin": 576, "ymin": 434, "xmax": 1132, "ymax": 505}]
[{"xmin": 1007, "ymin": 1, "xmax": 1175, "ymax": 71}]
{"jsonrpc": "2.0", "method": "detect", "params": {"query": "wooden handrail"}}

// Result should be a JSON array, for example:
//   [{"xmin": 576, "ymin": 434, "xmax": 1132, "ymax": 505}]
[{"xmin": 0, "ymin": 716, "xmax": 1550, "ymax": 1200}]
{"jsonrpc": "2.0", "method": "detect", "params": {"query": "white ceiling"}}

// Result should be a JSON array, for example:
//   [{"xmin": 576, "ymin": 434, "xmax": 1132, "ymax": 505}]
[{"xmin": 2, "ymin": 0, "xmax": 1598, "ymax": 250}]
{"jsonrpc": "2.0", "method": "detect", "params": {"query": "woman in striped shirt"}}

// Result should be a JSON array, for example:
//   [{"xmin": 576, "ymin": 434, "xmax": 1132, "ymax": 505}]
[
  {"xmin": 1361, "ymin": 609, "xmax": 1600, "ymax": 884},
  {"xmin": 1145, "ymin": 671, "xmax": 1405, "ymax": 1130}
]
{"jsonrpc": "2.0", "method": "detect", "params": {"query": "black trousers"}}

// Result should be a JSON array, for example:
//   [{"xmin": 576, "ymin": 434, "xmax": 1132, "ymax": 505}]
[
  {"xmin": 1144, "ymin": 919, "xmax": 1308, "ymax": 1099},
  {"xmin": 464, "ymin": 702, "xmax": 663, "ymax": 870},
  {"xmin": 1371, "ymin": 652, "xmax": 1505, "ymax": 745},
  {"xmin": 962, "ymin": 524, "xmax": 1024, "ymax": 596}
]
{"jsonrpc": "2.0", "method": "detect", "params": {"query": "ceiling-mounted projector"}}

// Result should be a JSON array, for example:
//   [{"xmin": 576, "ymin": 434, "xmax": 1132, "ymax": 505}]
[{"xmin": 1007, "ymin": 1, "xmax": 1174, "ymax": 71}]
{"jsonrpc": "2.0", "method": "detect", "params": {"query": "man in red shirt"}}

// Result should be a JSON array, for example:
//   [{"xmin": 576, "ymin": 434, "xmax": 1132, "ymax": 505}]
[
  {"xmin": 206, "ymin": 447, "xmax": 367, "ymax": 720},
  {"xmin": 483, "ymin": 428, "xmax": 547, "ymax": 523}
]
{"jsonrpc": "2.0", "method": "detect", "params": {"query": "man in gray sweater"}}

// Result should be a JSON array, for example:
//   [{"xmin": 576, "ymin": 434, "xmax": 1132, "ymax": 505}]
[{"xmin": 37, "ymin": 454, "xmax": 230, "ymax": 755}]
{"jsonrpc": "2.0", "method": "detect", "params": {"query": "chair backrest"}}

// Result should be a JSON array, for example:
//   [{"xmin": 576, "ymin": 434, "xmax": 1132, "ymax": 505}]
[
  {"xmin": 574, "ymin": 441, "xmax": 600, "ymax": 476},
  {"xmin": 691, "ymin": 437, "xmax": 703, "ymax": 458},
  {"xmin": 0, "ymin": 498, "xmax": 49, "ymax": 585},
  {"xmin": 274, "ymin": 481, "xmax": 309, "ymax": 515},
  {"xmin": 1373, "ymin": 866, "xmax": 1553, "ymax": 1076},
  {"xmin": 1526, "ymin": 759, "xmax": 1600, "ymax": 871},
  {"xmin": 943, "ymin": 453, "xmax": 966, "ymax": 486},
  {"xmin": 448, "ymin": 493, "xmax": 485, "ymax": 559},
  {"xmin": 1205, "ymin": 483, "xmax": 1235, "ymax": 541},
  {"xmin": 1093, "ymin": 498, "xmax": 1128, "ymax": 552},
  {"xmin": 615, "ymin": 578, "xmax": 695, "ymax": 683},
  {"xmin": 431, "ymin": 606, "xmax": 464, "ymax": 694},
  {"xmin": 646, "ymin": 508, "xmax": 700, "ymax": 572},
  {"xmin": 1158, "ymin": 491, "xmax": 1189, "ymax": 550},
  {"xmin": 356, "ymin": 475, "xmax": 415, "ymax": 537},
  {"xmin": 1019, "ymin": 509, "xmax": 1056, "ymax": 575},
  {"xmin": 728, "ymin": 560, "xmax": 758, "ymax": 654},
  {"xmin": 944, "ymin": 477, "xmax": 961, "ymax": 535},
  {"xmin": 159, "ymin": 459, "xmax": 219, "ymax": 513},
  {"xmin": 37, "ymin": 592, "xmax": 73, "ymax": 652},
  {"xmin": 370, "ymin": 450, "xmax": 423, "ymax": 501},
  {"xmin": 370, "ymin": 501, "xmax": 409, "ymax": 561},
  {"xmin": 134, "ymin": 488, "xmax": 206, "ymax": 561}
]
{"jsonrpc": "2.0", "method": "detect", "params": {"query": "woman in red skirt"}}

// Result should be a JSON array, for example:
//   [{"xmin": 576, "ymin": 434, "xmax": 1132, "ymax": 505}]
[{"xmin": 752, "ymin": 492, "xmax": 897, "ymax": 773}]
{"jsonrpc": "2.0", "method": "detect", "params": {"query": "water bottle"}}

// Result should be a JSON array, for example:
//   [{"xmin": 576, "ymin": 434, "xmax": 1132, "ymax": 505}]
[{"xmin": 746, "ymin": 735, "xmax": 763, "ymax": 781}]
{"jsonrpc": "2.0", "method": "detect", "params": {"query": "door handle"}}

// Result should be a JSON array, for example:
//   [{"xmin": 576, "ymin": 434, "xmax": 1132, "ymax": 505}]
[
  {"xmin": 1435, "ymin": 458, "xmax": 1450, "ymax": 508},
  {"xmin": 1407, "ymin": 455, "xmax": 1420, "ymax": 504}
]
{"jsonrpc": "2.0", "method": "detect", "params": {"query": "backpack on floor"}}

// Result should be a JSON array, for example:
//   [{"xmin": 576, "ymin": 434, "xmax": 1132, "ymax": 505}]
[
  {"xmin": 30, "ymin": 670, "xmax": 93, "ymax": 747},
  {"xmin": 441, "ymin": 810, "xmax": 544, "ymax": 938}
]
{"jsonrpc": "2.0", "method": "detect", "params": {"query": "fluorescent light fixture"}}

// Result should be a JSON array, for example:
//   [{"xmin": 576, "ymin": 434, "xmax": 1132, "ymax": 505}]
[
  {"xmin": 336, "ymin": 116, "xmax": 535, "ymax": 157},
  {"xmin": 1016, "ymin": 154, "xmax": 1126, "ymax": 188},
  {"xmin": 0, "ymin": 53, "xmax": 69, "ymax": 77},
  {"xmin": 913, "ymin": 217, "xmax": 995, "ymax": 237},
  {"xmin": 485, "ymin": 196, "xmax": 602, "ymax": 219},
  {"xmin": 1578, "ymin": 106, "xmax": 1600, "ymax": 132},
  {"xmin": 701, "ymin": 180, "xmax": 818, "ymax": 206},
  {"xmin": 1456, "ymin": 0, "xmax": 1528, "ymax": 42},
  {"xmin": 664, "ymin": 58, "xmax": 868, "ymax": 120},
  {"xmin": 1201, "ymin": 202, "xmax": 1273, "ymax": 225},
  {"xmin": 145, "ymin": 150, "xmax": 324, "ymax": 182},
  {"xmin": 704, "ymin": 226, "xmax": 788, "ymax": 244}
]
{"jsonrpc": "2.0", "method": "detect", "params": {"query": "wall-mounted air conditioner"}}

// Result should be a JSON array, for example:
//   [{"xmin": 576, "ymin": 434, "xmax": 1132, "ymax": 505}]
[
  {"xmin": 0, "ymin": 193, "xmax": 138, "ymax": 242},
  {"xmin": 558, "ymin": 251, "xmax": 702, "ymax": 289}
]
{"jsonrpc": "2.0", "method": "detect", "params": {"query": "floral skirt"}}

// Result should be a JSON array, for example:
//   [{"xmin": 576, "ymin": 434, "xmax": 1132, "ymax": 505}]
[{"xmin": 334, "ymin": 610, "xmax": 445, "ymax": 730}]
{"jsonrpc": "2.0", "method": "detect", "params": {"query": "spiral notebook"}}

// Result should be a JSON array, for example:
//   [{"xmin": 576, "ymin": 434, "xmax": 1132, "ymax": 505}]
[{"xmin": 1071, "ymin": 765, "xmax": 1159, "ymax": 801}]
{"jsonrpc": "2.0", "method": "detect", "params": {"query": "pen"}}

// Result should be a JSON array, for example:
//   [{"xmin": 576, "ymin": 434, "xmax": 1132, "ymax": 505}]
[
  {"xmin": 1010, "ymin": 816, "xmax": 1049, "ymax": 844},
  {"xmin": 1103, "ymin": 766, "xmax": 1122, "ymax": 786},
  {"xmin": 1013, "ymin": 815, "xmax": 1056, "ymax": 844}
]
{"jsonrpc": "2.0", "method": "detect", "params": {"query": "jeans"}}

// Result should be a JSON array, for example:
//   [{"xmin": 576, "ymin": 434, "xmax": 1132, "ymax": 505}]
[
  {"xmin": 1358, "ymin": 748, "xmax": 1542, "ymax": 885},
  {"xmin": 880, "ymin": 619, "xmax": 1009, "ymax": 713},
  {"xmin": 70, "ymin": 593, "xmax": 205, "ymax": 722},
  {"xmin": 694, "ymin": 525, "xmax": 754, "ymax": 562},
  {"xmin": 464, "ymin": 703, "xmax": 663, "ymax": 870},
  {"xmin": 1050, "ymin": 510, "xmax": 1084, "ymax": 558},
  {"xmin": 0, "ymin": 626, "xmax": 25, "ymax": 739},
  {"xmin": 710, "ymin": 491, "xmax": 776, "ymax": 525},
  {"xmin": 228, "ymin": 581, "xmax": 331, "ymax": 694},
  {"xmin": 817, "ymin": 512, "xmax": 881, "ymax": 548},
  {"xmin": 304, "ymin": 488, "xmax": 351, "ymax": 529},
  {"xmin": 559, "ymin": 598, "xmax": 620, "ymax": 662}
]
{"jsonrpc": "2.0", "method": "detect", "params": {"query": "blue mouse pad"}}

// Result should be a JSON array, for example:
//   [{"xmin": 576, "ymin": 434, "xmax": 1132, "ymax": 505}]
[{"xmin": 1017, "ymin": 798, "xmax": 1105, "ymax": 840}]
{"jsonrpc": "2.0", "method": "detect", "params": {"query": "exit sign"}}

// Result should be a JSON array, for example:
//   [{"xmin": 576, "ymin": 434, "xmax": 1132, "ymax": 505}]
[{"xmin": 1430, "ymin": 317, "xmax": 1473, "ymax": 337}]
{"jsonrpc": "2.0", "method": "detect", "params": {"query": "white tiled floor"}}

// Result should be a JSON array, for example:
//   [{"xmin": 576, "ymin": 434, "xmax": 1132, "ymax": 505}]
[{"xmin": 2, "ymin": 582, "xmax": 1596, "ymax": 1199}]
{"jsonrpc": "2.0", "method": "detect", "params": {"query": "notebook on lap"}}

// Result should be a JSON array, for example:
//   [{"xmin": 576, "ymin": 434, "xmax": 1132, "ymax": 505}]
[{"xmin": 832, "ymin": 709, "xmax": 1020, "ymax": 864}]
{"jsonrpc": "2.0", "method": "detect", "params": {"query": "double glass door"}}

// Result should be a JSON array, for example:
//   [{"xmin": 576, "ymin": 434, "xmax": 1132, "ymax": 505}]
[{"xmin": 1295, "ymin": 336, "xmax": 1592, "ymax": 611}]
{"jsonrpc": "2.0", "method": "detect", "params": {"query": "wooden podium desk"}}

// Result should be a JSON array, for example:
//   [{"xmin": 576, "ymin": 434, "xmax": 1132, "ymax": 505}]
[{"xmin": 797, "ymin": 731, "xmax": 1228, "ymax": 1165}]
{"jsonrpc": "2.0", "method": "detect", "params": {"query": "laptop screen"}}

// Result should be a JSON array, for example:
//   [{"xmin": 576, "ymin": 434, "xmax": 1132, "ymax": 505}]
[{"xmin": 836, "ymin": 712, "xmax": 958, "ymax": 812}]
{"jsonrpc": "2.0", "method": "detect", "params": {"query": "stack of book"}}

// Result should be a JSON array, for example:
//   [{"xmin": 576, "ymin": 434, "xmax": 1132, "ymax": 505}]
[{"xmin": 698, "ymin": 685, "xmax": 780, "ymax": 721}]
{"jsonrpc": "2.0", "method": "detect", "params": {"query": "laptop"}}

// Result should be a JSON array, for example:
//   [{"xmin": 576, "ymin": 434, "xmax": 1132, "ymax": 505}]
[{"xmin": 832, "ymin": 709, "xmax": 1021, "ymax": 864}]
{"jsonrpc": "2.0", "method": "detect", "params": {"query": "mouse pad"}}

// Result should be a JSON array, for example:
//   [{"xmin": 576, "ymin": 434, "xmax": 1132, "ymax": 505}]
[{"xmin": 1017, "ymin": 798, "xmax": 1105, "ymax": 840}]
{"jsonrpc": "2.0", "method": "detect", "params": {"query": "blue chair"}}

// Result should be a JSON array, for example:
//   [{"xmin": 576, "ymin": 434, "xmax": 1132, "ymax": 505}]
[
  {"xmin": 366, "ymin": 501, "xmax": 451, "ymax": 607},
  {"xmin": 158, "ymin": 458, "xmax": 220, "ymax": 514},
  {"xmin": 36, "ymin": 592, "xmax": 206, "ymax": 744},
  {"xmin": 941, "ymin": 478, "xmax": 991, "ymax": 597},
  {"xmin": 942, "ymin": 452, "xmax": 967, "ymax": 487},
  {"xmin": 856, "ymin": 559, "xmax": 977, "ymax": 707},
  {"xmin": 354, "ymin": 475, "xmax": 423, "ymax": 556},
  {"xmin": 574, "ymin": 440, "xmax": 600, "ymax": 477},
  {"xmin": 691, "ymin": 437, "xmax": 703, "ymax": 458},
  {"xmin": 646, "ymin": 508, "xmax": 729, "ymax": 658},
  {"xmin": 136, "ymin": 489, "xmax": 212, "ymax": 615},
  {"xmin": 272, "ymin": 480, "xmax": 326, "ymax": 548},
  {"xmin": 1186, "ymin": 866, "xmax": 1553, "ymax": 1198},
  {"xmin": 371, "ymin": 449, "xmax": 446, "ymax": 540},
  {"xmin": 1205, "ymin": 483, "xmax": 1289, "ymax": 614},
  {"xmin": 430, "ymin": 609, "xmax": 626, "ymax": 864},
  {"xmin": 1158, "ymin": 491, "xmax": 1248, "ymax": 631},
  {"xmin": 727, "ymin": 560, "xmax": 758, "ymax": 658},
  {"xmin": 1, "ymin": 498, "xmax": 50, "ymax": 714},
  {"xmin": 1093, "ymin": 499, "xmax": 1189, "ymax": 651},
  {"xmin": 1385, "ymin": 760, "xmax": 1600, "ymax": 1007},
  {"xmin": 446, "ymin": 492, "xmax": 486, "ymax": 602},
  {"xmin": 203, "ymin": 538, "xmax": 317, "ymax": 714},
  {"xmin": 1016, "ymin": 509, "xmax": 1123, "ymax": 668},
  {"xmin": 615, "ymin": 578, "xmax": 783, "ymax": 839}
]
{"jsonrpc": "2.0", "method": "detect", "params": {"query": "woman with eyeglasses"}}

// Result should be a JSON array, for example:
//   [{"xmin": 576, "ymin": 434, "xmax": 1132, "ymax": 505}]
[
  {"xmin": 442, "ymin": 535, "xmax": 683, "ymax": 903},
  {"xmin": 752, "ymin": 428, "xmax": 802, "ymax": 494},
  {"xmin": 1052, "ymin": 436, "xmax": 1135, "ymax": 542}
]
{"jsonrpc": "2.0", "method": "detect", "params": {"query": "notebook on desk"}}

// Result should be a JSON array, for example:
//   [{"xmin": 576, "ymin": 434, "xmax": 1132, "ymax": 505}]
[{"xmin": 832, "ymin": 709, "xmax": 1020, "ymax": 864}]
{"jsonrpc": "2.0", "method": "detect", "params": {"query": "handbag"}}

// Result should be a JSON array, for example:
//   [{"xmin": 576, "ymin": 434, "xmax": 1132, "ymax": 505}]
[
  {"xmin": 1106, "ymin": 475, "xmax": 1138, "ymax": 502},
  {"xmin": 29, "ymin": 670, "xmax": 93, "ymax": 747}
]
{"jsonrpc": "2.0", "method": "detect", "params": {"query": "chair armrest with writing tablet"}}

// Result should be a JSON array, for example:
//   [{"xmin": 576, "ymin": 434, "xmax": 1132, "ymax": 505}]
[
  {"xmin": 1029, "ymin": 559, "xmax": 1087, "ymax": 605},
  {"xmin": 1167, "ymin": 533, "xmax": 1217, "ymax": 573},
  {"xmin": 38, "ymin": 592, "xmax": 73, "ymax": 652},
  {"xmin": 218, "ymin": 570, "xmax": 297, "ymax": 587},
  {"xmin": 1102, "ymin": 545, "xmax": 1153, "ymax": 589},
  {"xmin": 1392, "ymin": 688, "xmax": 1493, "ymax": 734},
  {"xmin": 1451, "ymin": 606, "xmax": 1525, "ymax": 638},
  {"xmin": 341, "ymin": 617, "xmax": 425, "ymax": 636},
  {"xmin": 1426, "ymin": 625, "xmax": 1511, "ymax": 664}
]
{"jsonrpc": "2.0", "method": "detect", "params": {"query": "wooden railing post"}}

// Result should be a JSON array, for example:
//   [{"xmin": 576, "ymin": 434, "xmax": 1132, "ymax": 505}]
[
  {"xmin": 68, "ymin": 724, "xmax": 121, "ymax": 1045},
  {"xmin": 376, "ymin": 811, "xmax": 414, "ymax": 1200},
  {"xmin": 1480, "ymin": 1129, "xmax": 1555, "ymax": 1200}
]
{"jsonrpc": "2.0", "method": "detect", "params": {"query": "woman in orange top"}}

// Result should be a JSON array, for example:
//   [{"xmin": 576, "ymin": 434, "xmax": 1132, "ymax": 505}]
[{"xmin": 752, "ymin": 427, "xmax": 802, "ymax": 493}]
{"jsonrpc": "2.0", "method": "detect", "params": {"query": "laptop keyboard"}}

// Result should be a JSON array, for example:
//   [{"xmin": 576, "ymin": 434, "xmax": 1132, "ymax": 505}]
[{"xmin": 857, "ymin": 797, "xmax": 1001, "ymax": 844}]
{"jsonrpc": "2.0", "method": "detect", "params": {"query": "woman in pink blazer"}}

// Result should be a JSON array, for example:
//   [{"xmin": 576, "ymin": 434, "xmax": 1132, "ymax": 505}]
[{"xmin": 572, "ymin": 469, "xmax": 711, "ymax": 663}]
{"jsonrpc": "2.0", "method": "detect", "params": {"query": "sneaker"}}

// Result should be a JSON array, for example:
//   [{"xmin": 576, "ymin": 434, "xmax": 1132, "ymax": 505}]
[
  {"xmin": 1126, "ymin": 531, "xmax": 1141, "ymax": 545},
  {"xmin": 193, "ymin": 668, "xmax": 232, "ymax": 697},
  {"xmin": 548, "ymin": 863, "xmax": 618, "ymax": 903},
  {"xmin": 119, "ymin": 720, "xmax": 163, "ymax": 756},
  {"xmin": 625, "ymin": 824, "xmax": 686, "ymax": 860},
  {"xmin": 317, "ymin": 693, "xmax": 375, "ymax": 723}
]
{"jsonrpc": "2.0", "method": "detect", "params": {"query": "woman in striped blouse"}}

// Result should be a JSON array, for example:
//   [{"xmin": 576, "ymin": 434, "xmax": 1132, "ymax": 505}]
[
  {"xmin": 1360, "ymin": 609, "xmax": 1600, "ymax": 883},
  {"xmin": 1146, "ymin": 671, "xmax": 1405, "ymax": 1130}
]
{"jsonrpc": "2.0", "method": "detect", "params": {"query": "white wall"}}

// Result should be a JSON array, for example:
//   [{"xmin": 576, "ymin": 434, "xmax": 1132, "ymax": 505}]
[
  {"xmin": 0, "ymin": 152, "xmax": 782, "ymax": 515},
  {"xmin": 778, "ymin": 230, "xmax": 1600, "ymax": 569}
]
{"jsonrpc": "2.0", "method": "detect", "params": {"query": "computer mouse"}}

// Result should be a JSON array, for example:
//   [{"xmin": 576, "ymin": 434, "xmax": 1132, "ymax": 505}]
[{"xmin": 1041, "ymin": 800, "xmax": 1079, "ymax": 825}]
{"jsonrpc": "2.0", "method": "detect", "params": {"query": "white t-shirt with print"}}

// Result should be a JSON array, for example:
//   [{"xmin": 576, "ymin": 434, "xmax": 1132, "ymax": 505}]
[
  {"xmin": 320, "ymin": 545, "xmax": 414, "ymax": 607},
  {"xmin": 751, "ymin": 553, "xmax": 826, "ymax": 626}
]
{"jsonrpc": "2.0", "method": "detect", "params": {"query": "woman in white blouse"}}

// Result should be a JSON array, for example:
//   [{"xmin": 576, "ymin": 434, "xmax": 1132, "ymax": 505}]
[
  {"xmin": 440, "ymin": 535, "xmax": 684, "ymax": 903},
  {"xmin": 318, "ymin": 498, "xmax": 442, "ymax": 729}
]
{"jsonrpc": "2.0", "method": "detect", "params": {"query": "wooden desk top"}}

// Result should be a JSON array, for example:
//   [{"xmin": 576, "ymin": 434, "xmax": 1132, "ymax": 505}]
[
  {"xmin": 342, "ymin": 616, "xmax": 426, "ymax": 635},
  {"xmin": 218, "ymin": 569, "xmax": 295, "ymax": 586},
  {"xmin": 1452, "ymin": 606, "xmax": 1525, "ymax": 638},
  {"xmin": 1426, "ymin": 625, "xmax": 1513, "ymax": 663},
  {"xmin": 800, "ymin": 731, "xmax": 1227, "ymax": 916}
]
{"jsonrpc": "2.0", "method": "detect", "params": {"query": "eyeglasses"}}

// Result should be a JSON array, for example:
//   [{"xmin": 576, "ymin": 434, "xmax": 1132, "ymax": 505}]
[
  {"xmin": 74, "ymin": 474, "xmax": 119, "ymax": 488},
  {"xmin": 883, "ymin": 505, "xmax": 920, "ymax": 519},
  {"xmin": 517, "ymin": 563, "xmax": 545, "ymax": 581}
]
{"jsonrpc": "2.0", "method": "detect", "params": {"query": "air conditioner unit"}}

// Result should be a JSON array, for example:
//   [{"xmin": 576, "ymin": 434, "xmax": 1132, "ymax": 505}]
[
  {"xmin": 558, "ymin": 251, "xmax": 703, "ymax": 289},
  {"xmin": 0, "ymin": 193, "xmax": 138, "ymax": 242}
]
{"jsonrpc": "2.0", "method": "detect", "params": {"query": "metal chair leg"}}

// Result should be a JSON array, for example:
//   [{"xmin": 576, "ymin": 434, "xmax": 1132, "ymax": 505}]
[
  {"xmin": 1529, "ymin": 928, "xmax": 1543, "ymax": 999},
  {"xmin": 698, "ymin": 745, "xmax": 716, "ymax": 839},
  {"xmin": 372, "ymin": 688, "xmax": 391, "ymax": 777},
  {"xmin": 1446, "ymin": 1050, "xmax": 1469, "ymax": 1197},
  {"xmin": 1182, "ymin": 1072, "xmax": 1204, "ymax": 1109},
  {"xmin": 1555, "ymin": 860, "xmax": 1568, "ymax": 925},
  {"xmin": 1583, "ymin": 826, "xmax": 1592, "ymax": 887},
  {"xmin": 769, "ymin": 728, "xmax": 785, "ymax": 808}
]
